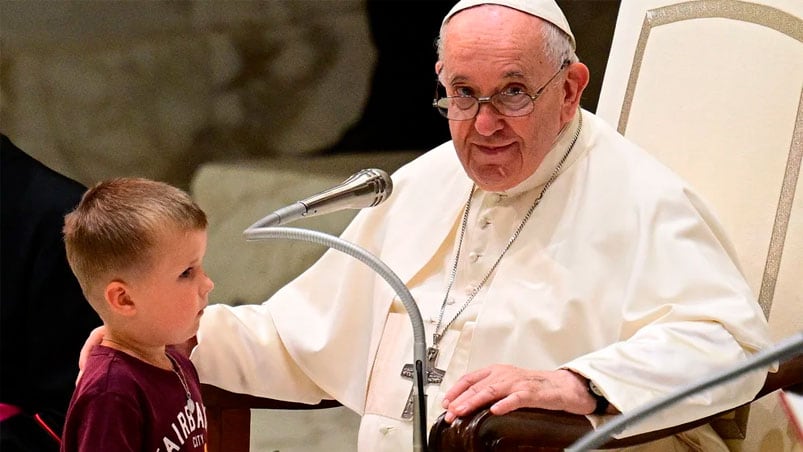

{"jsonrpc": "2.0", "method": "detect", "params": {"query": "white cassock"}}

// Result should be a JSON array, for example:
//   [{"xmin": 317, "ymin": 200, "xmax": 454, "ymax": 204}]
[{"xmin": 191, "ymin": 109, "xmax": 772, "ymax": 451}]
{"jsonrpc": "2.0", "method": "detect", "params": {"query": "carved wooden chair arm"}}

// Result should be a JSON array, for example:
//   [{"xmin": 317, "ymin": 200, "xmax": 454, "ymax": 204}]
[
  {"xmin": 427, "ymin": 353, "xmax": 803, "ymax": 451},
  {"xmin": 201, "ymin": 353, "xmax": 801, "ymax": 452},
  {"xmin": 201, "ymin": 384, "xmax": 340, "ymax": 452}
]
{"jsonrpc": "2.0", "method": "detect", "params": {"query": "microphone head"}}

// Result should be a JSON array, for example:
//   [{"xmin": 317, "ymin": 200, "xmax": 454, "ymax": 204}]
[
  {"xmin": 247, "ymin": 168, "xmax": 394, "ymax": 230},
  {"xmin": 358, "ymin": 168, "xmax": 393, "ymax": 207},
  {"xmin": 300, "ymin": 168, "xmax": 394, "ymax": 217}
]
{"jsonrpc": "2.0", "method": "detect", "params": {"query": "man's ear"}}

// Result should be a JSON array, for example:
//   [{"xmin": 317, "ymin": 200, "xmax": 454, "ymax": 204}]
[
  {"xmin": 104, "ymin": 280, "xmax": 136, "ymax": 316},
  {"xmin": 561, "ymin": 62, "xmax": 590, "ymax": 122}
]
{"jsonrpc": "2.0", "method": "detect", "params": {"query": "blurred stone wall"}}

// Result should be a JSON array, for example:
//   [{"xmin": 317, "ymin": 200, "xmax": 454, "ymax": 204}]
[
  {"xmin": 0, "ymin": 0, "xmax": 621, "ymax": 192},
  {"xmin": 0, "ymin": 0, "xmax": 376, "ymax": 190}
]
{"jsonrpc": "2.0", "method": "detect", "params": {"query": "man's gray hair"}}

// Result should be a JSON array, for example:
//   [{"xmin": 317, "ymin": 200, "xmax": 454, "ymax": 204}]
[{"xmin": 435, "ymin": 16, "xmax": 578, "ymax": 70}]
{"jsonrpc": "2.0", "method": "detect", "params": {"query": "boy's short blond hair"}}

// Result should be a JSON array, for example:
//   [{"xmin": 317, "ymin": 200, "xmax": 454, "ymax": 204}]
[{"xmin": 63, "ymin": 177, "xmax": 207, "ymax": 307}]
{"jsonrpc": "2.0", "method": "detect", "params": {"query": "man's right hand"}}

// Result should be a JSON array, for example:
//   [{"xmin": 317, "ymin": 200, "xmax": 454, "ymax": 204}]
[
  {"xmin": 76, "ymin": 326, "xmax": 197, "ymax": 384},
  {"xmin": 76, "ymin": 325, "xmax": 106, "ymax": 384}
]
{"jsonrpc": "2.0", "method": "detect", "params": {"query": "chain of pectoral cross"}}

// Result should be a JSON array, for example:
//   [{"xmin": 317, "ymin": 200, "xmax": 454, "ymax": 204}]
[{"xmin": 398, "ymin": 113, "xmax": 583, "ymax": 420}]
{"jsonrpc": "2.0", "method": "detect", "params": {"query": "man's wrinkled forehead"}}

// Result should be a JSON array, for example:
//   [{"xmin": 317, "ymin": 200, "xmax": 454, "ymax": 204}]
[{"xmin": 442, "ymin": 0, "xmax": 575, "ymax": 50}]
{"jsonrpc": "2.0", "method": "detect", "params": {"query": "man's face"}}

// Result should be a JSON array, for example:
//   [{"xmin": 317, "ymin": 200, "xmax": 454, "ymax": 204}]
[{"xmin": 438, "ymin": 5, "xmax": 568, "ymax": 192}]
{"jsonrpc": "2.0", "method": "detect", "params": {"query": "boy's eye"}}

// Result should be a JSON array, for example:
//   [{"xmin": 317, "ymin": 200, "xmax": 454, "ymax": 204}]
[{"xmin": 180, "ymin": 268, "xmax": 193, "ymax": 279}]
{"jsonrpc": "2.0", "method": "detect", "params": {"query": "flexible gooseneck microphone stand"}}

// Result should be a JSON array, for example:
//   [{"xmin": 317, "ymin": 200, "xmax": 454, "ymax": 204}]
[
  {"xmin": 243, "ymin": 225, "xmax": 430, "ymax": 452},
  {"xmin": 567, "ymin": 331, "xmax": 803, "ymax": 451}
]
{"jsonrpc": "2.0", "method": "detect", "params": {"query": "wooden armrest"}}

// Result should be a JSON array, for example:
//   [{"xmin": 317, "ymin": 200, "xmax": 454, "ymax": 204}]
[
  {"xmin": 428, "ymin": 353, "xmax": 803, "ymax": 451},
  {"xmin": 201, "ymin": 384, "xmax": 340, "ymax": 452},
  {"xmin": 200, "ymin": 354, "xmax": 802, "ymax": 451}
]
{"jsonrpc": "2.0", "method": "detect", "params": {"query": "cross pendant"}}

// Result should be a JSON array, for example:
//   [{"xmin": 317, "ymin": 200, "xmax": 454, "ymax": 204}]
[{"xmin": 400, "ymin": 347, "xmax": 445, "ymax": 419}]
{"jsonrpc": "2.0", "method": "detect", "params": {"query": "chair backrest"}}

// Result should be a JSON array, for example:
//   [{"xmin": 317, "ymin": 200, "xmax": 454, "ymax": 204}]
[{"xmin": 595, "ymin": 0, "xmax": 803, "ymax": 447}]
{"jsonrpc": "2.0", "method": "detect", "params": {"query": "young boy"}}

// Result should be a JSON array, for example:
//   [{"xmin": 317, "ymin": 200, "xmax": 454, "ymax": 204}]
[{"xmin": 61, "ymin": 177, "xmax": 213, "ymax": 451}]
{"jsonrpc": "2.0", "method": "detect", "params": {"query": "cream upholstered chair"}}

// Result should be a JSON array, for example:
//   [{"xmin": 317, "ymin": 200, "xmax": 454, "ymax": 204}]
[
  {"xmin": 594, "ymin": 0, "xmax": 803, "ymax": 448},
  {"xmin": 202, "ymin": 1, "xmax": 803, "ymax": 450}
]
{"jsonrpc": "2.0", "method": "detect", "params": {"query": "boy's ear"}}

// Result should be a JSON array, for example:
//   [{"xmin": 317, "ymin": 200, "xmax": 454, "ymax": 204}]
[{"xmin": 104, "ymin": 280, "xmax": 137, "ymax": 316}]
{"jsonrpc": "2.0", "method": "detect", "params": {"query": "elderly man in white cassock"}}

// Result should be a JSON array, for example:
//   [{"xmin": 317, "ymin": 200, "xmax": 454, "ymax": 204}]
[{"xmin": 80, "ymin": 0, "xmax": 772, "ymax": 450}]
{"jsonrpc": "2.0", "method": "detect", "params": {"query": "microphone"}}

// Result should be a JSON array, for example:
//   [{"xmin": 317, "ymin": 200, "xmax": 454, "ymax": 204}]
[
  {"xmin": 241, "ymin": 167, "xmax": 429, "ymax": 450},
  {"xmin": 247, "ymin": 168, "xmax": 393, "ymax": 229}
]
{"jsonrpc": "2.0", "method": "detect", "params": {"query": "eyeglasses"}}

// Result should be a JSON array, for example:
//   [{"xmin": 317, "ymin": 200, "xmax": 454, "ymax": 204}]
[{"xmin": 432, "ymin": 60, "xmax": 570, "ymax": 121}]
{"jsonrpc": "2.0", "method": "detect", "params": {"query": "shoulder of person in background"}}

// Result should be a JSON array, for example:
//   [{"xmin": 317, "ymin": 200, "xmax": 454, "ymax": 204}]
[{"xmin": 1, "ymin": 133, "xmax": 102, "ymax": 451}]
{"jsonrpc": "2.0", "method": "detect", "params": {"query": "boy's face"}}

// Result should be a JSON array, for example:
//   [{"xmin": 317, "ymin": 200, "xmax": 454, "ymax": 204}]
[{"xmin": 126, "ymin": 227, "xmax": 213, "ymax": 346}]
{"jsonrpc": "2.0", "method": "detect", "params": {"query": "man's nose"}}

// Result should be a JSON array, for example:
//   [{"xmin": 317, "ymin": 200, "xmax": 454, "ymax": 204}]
[{"xmin": 473, "ymin": 100, "xmax": 505, "ymax": 136}]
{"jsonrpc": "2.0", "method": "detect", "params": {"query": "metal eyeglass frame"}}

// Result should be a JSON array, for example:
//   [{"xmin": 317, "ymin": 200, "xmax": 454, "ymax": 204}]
[{"xmin": 432, "ymin": 59, "xmax": 570, "ymax": 120}]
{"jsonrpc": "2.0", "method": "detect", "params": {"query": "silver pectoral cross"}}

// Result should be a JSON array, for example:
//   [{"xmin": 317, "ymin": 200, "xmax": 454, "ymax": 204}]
[{"xmin": 400, "ymin": 347, "xmax": 445, "ymax": 419}]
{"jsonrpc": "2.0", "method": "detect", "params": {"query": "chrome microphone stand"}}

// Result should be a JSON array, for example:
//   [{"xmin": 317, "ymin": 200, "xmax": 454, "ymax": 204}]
[
  {"xmin": 243, "ymin": 224, "xmax": 430, "ymax": 452},
  {"xmin": 567, "ymin": 331, "xmax": 803, "ymax": 451}
]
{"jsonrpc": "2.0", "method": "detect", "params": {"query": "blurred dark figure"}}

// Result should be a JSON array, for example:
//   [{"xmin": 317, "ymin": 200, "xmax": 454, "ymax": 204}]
[
  {"xmin": 331, "ymin": 0, "xmax": 455, "ymax": 153},
  {"xmin": 1, "ymin": 134, "xmax": 102, "ymax": 452}
]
